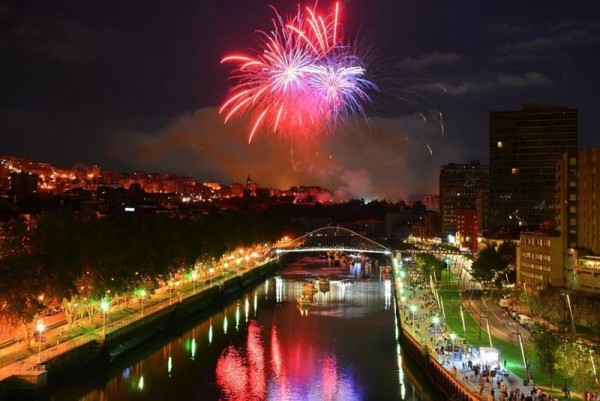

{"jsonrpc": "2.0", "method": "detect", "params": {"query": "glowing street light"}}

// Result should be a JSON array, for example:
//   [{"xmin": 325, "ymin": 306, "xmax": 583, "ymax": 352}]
[
  {"xmin": 191, "ymin": 271, "xmax": 198, "ymax": 294},
  {"xmin": 432, "ymin": 315, "xmax": 440, "ymax": 334},
  {"xmin": 410, "ymin": 304, "xmax": 417, "ymax": 333},
  {"xmin": 100, "ymin": 299, "xmax": 109, "ymax": 340},
  {"xmin": 36, "ymin": 320, "xmax": 45, "ymax": 362},
  {"xmin": 140, "ymin": 289, "xmax": 146, "ymax": 316}
]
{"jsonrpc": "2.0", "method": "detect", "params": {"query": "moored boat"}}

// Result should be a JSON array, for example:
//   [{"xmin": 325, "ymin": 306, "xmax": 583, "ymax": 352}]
[
  {"xmin": 318, "ymin": 274, "xmax": 330, "ymax": 285},
  {"xmin": 297, "ymin": 295, "xmax": 312, "ymax": 306},
  {"xmin": 303, "ymin": 281, "xmax": 318, "ymax": 294}
]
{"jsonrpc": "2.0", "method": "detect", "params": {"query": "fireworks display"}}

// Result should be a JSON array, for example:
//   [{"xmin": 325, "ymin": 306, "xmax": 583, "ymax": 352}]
[{"xmin": 220, "ymin": 2, "xmax": 378, "ymax": 143}]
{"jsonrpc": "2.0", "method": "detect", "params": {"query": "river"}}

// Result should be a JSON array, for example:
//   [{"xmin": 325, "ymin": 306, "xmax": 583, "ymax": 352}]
[{"xmin": 46, "ymin": 256, "xmax": 438, "ymax": 401}]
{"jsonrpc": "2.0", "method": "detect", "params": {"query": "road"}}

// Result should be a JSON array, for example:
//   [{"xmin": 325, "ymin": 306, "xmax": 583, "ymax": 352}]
[{"xmin": 463, "ymin": 297, "xmax": 532, "ymax": 349}]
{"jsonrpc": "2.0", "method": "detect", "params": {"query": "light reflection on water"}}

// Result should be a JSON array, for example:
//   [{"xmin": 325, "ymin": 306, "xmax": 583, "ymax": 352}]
[{"xmin": 47, "ymin": 257, "xmax": 436, "ymax": 401}]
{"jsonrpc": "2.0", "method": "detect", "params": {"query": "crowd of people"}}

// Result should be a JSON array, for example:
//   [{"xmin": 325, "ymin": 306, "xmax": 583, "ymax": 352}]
[{"xmin": 398, "ymin": 264, "xmax": 569, "ymax": 401}]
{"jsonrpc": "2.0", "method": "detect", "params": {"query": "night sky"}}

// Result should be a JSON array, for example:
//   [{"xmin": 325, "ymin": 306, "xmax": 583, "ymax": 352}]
[{"xmin": 2, "ymin": 0, "xmax": 600, "ymax": 200}]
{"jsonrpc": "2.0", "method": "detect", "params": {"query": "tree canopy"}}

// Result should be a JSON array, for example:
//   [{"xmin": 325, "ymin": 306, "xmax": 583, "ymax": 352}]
[{"xmin": 0, "ymin": 209, "xmax": 291, "ymax": 337}]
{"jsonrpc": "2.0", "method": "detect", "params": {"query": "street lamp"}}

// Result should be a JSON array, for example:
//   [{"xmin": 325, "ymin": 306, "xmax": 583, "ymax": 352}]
[
  {"xmin": 100, "ymin": 299, "xmax": 109, "ymax": 340},
  {"xmin": 479, "ymin": 290, "xmax": 486, "ymax": 340},
  {"xmin": 36, "ymin": 321, "xmax": 45, "ymax": 362},
  {"xmin": 432, "ymin": 315, "xmax": 440, "ymax": 343},
  {"xmin": 140, "ymin": 289, "xmax": 146, "ymax": 316},
  {"xmin": 432, "ymin": 315, "xmax": 440, "ymax": 332},
  {"xmin": 209, "ymin": 268, "xmax": 214, "ymax": 287},
  {"xmin": 191, "ymin": 271, "xmax": 198, "ymax": 294},
  {"xmin": 410, "ymin": 304, "xmax": 417, "ymax": 333},
  {"xmin": 561, "ymin": 292, "xmax": 576, "ymax": 335},
  {"xmin": 168, "ymin": 280, "xmax": 174, "ymax": 305}
]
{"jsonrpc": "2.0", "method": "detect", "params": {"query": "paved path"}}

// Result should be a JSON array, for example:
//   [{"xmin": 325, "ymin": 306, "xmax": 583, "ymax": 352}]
[
  {"xmin": 0, "ymin": 258, "xmax": 272, "ymax": 383},
  {"xmin": 395, "ymin": 263, "xmax": 558, "ymax": 401}
]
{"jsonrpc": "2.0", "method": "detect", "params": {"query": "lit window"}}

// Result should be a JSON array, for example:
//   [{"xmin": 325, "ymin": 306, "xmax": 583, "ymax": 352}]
[
  {"xmin": 511, "ymin": 168, "xmax": 519, "ymax": 174},
  {"xmin": 497, "ymin": 141, "xmax": 503, "ymax": 148}
]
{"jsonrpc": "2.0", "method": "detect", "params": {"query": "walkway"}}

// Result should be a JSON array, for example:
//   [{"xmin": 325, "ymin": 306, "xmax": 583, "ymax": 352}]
[
  {"xmin": 0, "ymin": 255, "xmax": 274, "ymax": 383},
  {"xmin": 395, "ymin": 262, "xmax": 558, "ymax": 401}
]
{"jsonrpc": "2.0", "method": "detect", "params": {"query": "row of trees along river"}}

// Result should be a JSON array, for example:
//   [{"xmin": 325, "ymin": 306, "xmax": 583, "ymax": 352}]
[{"xmin": 0, "ymin": 209, "xmax": 296, "ymax": 343}]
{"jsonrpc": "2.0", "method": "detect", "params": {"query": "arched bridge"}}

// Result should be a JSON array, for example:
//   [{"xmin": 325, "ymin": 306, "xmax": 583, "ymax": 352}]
[{"xmin": 272, "ymin": 226, "xmax": 391, "ymax": 255}]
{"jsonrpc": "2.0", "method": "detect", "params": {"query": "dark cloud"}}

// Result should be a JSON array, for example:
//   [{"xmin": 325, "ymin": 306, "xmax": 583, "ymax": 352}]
[
  {"xmin": 397, "ymin": 52, "xmax": 461, "ymax": 73},
  {"xmin": 495, "ymin": 21, "xmax": 600, "ymax": 64},
  {"xmin": 2, "ymin": 0, "xmax": 600, "ymax": 200},
  {"xmin": 485, "ymin": 22, "xmax": 534, "ymax": 37}
]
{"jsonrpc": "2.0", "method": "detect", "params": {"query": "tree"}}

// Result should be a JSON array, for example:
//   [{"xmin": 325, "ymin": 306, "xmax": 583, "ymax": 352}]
[
  {"xmin": 414, "ymin": 253, "xmax": 444, "ymax": 281},
  {"xmin": 471, "ymin": 246, "xmax": 504, "ymax": 285},
  {"xmin": 497, "ymin": 241, "xmax": 516, "ymax": 270},
  {"xmin": 531, "ymin": 329, "xmax": 561, "ymax": 388},
  {"xmin": 556, "ymin": 340, "xmax": 597, "ymax": 396},
  {"xmin": 0, "ymin": 254, "xmax": 45, "ymax": 346},
  {"xmin": 0, "ymin": 217, "xmax": 46, "ymax": 345}
]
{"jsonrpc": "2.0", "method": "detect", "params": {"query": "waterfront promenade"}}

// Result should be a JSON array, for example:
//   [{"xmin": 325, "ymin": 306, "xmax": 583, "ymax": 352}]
[
  {"xmin": 0, "ymin": 255, "xmax": 275, "ymax": 384},
  {"xmin": 394, "ymin": 260, "xmax": 563, "ymax": 401}
]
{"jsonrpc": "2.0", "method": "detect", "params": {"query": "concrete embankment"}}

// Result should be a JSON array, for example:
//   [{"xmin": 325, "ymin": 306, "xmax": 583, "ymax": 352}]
[{"xmin": 393, "ymin": 266, "xmax": 480, "ymax": 401}]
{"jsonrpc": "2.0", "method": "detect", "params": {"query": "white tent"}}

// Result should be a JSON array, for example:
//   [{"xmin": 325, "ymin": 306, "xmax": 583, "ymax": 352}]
[{"xmin": 479, "ymin": 347, "xmax": 500, "ymax": 367}]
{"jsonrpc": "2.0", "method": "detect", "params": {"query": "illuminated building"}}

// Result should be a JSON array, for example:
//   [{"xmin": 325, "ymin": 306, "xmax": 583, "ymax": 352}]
[
  {"xmin": 439, "ymin": 160, "xmax": 488, "ymax": 236},
  {"xmin": 456, "ymin": 209, "xmax": 478, "ymax": 252},
  {"xmin": 517, "ymin": 231, "xmax": 563, "ymax": 291},
  {"xmin": 489, "ymin": 103, "xmax": 578, "ymax": 231}
]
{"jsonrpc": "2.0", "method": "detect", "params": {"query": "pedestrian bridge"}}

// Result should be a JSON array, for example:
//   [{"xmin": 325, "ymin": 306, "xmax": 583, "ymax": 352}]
[{"xmin": 272, "ymin": 226, "xmax": 391, "ymax": 255}]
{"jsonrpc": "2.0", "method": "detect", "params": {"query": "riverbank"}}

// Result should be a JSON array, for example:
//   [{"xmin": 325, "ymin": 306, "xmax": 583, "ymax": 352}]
[
  {"xmin": 393, "ymin": 258, "xmax": 551, "ymax": 401},
  {"xmin": 0, "ymin": 256, "xmax": 284, "ymax": 398}
]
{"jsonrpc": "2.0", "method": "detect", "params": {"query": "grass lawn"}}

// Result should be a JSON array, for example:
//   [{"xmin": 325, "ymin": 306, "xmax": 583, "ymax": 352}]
[{"xmin": 438, "ymin": 282, "xmax": 570, "ymax": 399}]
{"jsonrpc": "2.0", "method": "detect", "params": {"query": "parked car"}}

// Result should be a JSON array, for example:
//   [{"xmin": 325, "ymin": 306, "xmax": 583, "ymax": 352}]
[
  {"xmin": 518, "ymin": 314, "xmax": 532, "ymax": 328},
  {"xmin": 479, "ymin": 369, "xmax": 496, "ymax": 378},
  {"xmin": 497, "ymin": 298, "xmax": 510, "ymax": 309},
  {"xmin": 45, "ymin": 306, "xmax": 63, "ymax": 316}
]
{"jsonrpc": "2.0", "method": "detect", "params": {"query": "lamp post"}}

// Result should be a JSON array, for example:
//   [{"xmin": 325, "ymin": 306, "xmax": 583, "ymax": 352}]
[
  {"xmin": 100, "ymin": 300, "xmax": 109, "ymax": 339},
  {"xmin": 479, "ymin": 290, "xmax": 486, "ymax": 340},
  {"xmin": 191, "ymin": 271, "xmax": 198, "ymax": 294},
  {"xmin": 486, "ymin": 315, "xmax": 493, "ymax": 347},
  {"xmin": 36, "ymin": 321, "xmax": 45, "ymax": 362},
  {"xmin": 168, "ymin": 280, "xmax": 174, "ymax": 305},
  {"xmin": 209, "ymin": 268, "xmax": 214, "ymax": 287},
  {"xmin": 410, "ymin": 304, "xmax": 417, "ymax": 333},
  {"xmin": 432, "ymin": 315, "xmax": 440, "ymax": 344},
  {"xmin": 432, "ymin": 315, "xmax": 440, "ymax": 332},
  {"xmin": 564, "ymin": 292, "xmax": 575, "ymax": 336},
  {"xmin": 140, "ymin": 289, "xmax": 146, "ymax": 316}
]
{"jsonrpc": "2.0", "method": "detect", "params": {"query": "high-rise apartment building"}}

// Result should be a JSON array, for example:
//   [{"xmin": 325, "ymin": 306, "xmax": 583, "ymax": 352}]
[
  {"xmin": 577, "ymin": 148, "xmax": 600, "ymax": 254},
  {"xmin": 489, "ymin": 103, "xmax": 578, "ymax": 232},
  {"xmin": 555, "ymin": 151, "xmax": 579, "ymax": 251},
  {"xmin": 439, "ymin": 160, "xmax": 488, "ymax": 235},
  {"xmin": 456, "ymin": 209, "xmax": 479, "ymax": 252}
]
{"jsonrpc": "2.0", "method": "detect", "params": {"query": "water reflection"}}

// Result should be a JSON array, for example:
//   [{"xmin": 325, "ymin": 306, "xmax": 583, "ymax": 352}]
[{"xmin": 48, "ymin": 258, "xmax": 437, "ymax": 401}]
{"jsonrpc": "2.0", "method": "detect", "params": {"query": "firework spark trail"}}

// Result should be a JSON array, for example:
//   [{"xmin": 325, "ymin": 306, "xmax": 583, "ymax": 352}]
[{"xmin": 220, "ymin": 2, "xmax": 378, "ymax": 143}]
